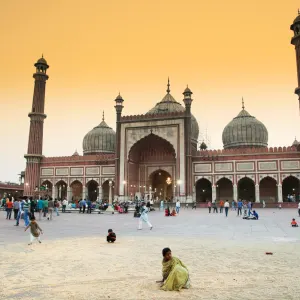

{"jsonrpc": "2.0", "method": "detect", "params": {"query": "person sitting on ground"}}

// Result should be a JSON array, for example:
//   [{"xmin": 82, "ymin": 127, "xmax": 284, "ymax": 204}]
[
  {"xmin": 156, "ymin": 247, "xmax": 190, "ymax": 291},
  {"xmin": 244, "ymin": 210, "xmax": 259, "ymax": 220},
  {"xmin": 165, "ymin": 207, "xmax": 170, "ymax": 217},
  {"xmin": 291, "ymin": 218, "xmax": 298, "ymax": 227},
  {"xmin": 107, "ymin": 229, "xmax": 116, "ymax": 243},
  {"xmin": 170, "ymin": 208, "xmax": 176, "ymax": 216}
]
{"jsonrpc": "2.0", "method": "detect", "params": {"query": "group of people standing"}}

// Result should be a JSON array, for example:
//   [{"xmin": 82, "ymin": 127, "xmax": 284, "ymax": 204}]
[
  {"xmin": 207, "ymin": 199, "xmax": 256, "ymax": 218},
  {"xmin": 1, "ymin": 196, "xmax": 61, "ymax": 226}
]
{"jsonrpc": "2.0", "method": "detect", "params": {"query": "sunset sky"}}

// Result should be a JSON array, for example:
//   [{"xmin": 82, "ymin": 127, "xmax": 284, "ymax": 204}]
[{"xmin": 0, "ymin": 0, "xmax": 299, "ymax": 182}]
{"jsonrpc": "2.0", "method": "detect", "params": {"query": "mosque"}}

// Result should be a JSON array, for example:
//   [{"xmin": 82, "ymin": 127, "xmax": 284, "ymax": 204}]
[{"xmin": 23, "ymin": 13, "xmax": 300, "ymax": 205}]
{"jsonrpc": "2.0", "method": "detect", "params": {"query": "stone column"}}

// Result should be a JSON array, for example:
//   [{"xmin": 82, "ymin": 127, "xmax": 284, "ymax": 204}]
[
  {"xmin": 277, "ymin": 184, "xmax": 283, "ymax": 203},
  {"xmin": 52, "ymin": 185, "xmax": 56, "ymax": 200},
  {"xmin": 82, "ymin": 186, "xmax": 86, "ymax": 199},
  {"xmin": 255, "ymin": 184, "xmax": 260, "ymax": 203},
  {"xmin": 109, "ymin": 181, "xmax": 113, "ymax": 204},
  {"xmin": 212, "ymin": 185, "xmax": 216, "ymax": 201},
  {"xmin": 67, "ymin": 186, "xmax": 72, "ymax": 202},
  {"xmin": 192, "ymin": 185, "xmax": 196, "ymax": 202},
  {"xmin": 98, "ymin": 185, "xmax": 103, "ymax": 202},
  {"xmin": 233, "ymin": 184, "xmax": 238, "ymax": 201}
]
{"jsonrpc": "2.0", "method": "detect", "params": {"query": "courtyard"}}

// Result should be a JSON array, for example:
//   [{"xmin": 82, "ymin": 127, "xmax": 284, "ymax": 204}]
[{"xmin": 1, "ymin": 208, "xmax": 300, "ymax": 300}]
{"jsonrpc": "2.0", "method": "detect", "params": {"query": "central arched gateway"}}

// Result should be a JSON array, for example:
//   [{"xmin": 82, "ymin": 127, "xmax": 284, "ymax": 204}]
[
  {"xmin": 126, "ymin": 133, "xmax": 177, "ymax": 200},
  {"xmin": 149, "ymin": 169, "xmax": 173, "ymax": 201}
]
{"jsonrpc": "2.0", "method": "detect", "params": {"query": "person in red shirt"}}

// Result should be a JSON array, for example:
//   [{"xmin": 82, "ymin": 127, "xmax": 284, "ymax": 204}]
[
  {"xmin": 291, "ymin": 218, "xmax": 298, "ymax": 227},
  {"xmin": 219, "ymin": 200, "xmax": 224, "ymax": 213},
  {"xmin": 6, "ymin": 199, "xmax": 13, "ymax": 220}
]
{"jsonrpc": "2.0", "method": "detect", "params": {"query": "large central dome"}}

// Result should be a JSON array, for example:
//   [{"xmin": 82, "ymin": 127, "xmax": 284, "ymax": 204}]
[
  {"xmin": 222, "ymin": 101, "xmax": 268, "ymax": 149},
  {"xmin": 82, "ymin": 113, "xmax": 116, "ymax": 155},
  {"xmin": 145, "ymin": 80, "xmax": 199, "ymax": 146}
]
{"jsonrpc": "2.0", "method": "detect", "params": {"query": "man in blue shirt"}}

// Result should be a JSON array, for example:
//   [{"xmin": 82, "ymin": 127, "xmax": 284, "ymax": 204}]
[
  {"xmin": 81, "ymin": 199, "xmax": 87, "ymax": 213},
  {"xmin": 237, "ymin": 199, "xmax": 243, "ymax": 216},
  {"xmin": 250, "ymin": 210, "xmax": 259, "ymax": 220}
]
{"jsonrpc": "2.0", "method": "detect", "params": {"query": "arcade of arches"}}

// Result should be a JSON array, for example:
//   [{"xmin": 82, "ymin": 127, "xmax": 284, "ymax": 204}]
[
  {"xmin": 127, "ymin": 134, "xmax": 177, "ymax": 200},
  {"xmin": 195, "ymin": 175, "xmax": 300, "ymax": 203},
  {"xmin": 41, "ymin": 179, "xmax": 115, "ymax": 202}
]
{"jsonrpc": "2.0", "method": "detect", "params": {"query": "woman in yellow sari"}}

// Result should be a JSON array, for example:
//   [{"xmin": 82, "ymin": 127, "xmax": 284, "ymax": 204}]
[{"xmin": 157, "ymin": 248, "xmax": 190, "ymax": 291}]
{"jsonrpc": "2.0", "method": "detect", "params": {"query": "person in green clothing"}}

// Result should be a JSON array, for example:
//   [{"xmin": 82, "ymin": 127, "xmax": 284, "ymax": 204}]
[{"xmin": 43, "ymin": 198, "xmax": 49, "ymax": 218}]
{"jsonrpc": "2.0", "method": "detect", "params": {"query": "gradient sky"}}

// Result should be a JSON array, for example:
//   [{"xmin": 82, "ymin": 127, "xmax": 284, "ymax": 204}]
[{"xmin": 0, "ymin": 0, "xmax": 299, "ymax": 182}]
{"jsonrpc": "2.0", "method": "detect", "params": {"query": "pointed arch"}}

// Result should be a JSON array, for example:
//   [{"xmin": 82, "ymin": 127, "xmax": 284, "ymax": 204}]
[{"xmin": 195, "ymin": 178, "xmax": 212, "ymax": 202}]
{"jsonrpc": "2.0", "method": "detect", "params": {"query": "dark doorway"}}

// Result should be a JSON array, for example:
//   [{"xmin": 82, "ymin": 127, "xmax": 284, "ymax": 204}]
[
  {"xmin": 238, "ymin": 177, "xmax": 255, "ymax": 201},
  {"xmin": 195, "ymin": 178, "xmax": 212, "ymax": 202}
]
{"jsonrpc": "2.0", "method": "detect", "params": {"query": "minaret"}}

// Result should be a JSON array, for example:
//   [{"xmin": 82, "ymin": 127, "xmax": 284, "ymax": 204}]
[
  {"xmin": 114, "ymin": 93, "xmax": 124, "ymax": 199},
  {"xmin": 290, "ymin": 10, "xmax": 300, "ymax": 108},
  {"xmin": 24, "ymin": 56, "xmax": 49, "ymax": 196},
  {"xmin": 183, "ymin": 85, "xmax": 193, "ymax": 202}
]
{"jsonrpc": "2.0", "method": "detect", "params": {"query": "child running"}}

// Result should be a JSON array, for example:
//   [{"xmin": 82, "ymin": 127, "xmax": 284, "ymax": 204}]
[
  {"xmin": 291, "ymin": 218, "xmax": 298, "ymax": 227},
  {"xmin": 25, "ymin": 216, "xmax": 43, "ymax": 245},
  {"xmin": 156, "ymin": 247, "xmax": 190, "ymax": 291},
  {"xmin": 107, "ymin": 229, "xmax": 116, "ymax": 243}
]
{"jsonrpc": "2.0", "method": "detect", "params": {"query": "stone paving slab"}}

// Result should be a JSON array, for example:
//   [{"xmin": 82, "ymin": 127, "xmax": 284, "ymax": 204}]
[{"xmin": 0, "ymin": 208, "xmax": 300, "ymax": 246}]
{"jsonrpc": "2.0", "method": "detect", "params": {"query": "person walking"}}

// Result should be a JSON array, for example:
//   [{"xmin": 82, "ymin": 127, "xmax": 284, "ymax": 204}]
[
  {"xmin": 6, "ymin": 199, "xmax": 13, "ymax": 220},
  {"xmin": 192, "ymin": 201, "xmax": 197, "ymax": 209},
  {"xmin": 43, "ymin": 198, "xmax": 49, "ymax": 218},
  {"xmin": 298, "ymin": 202, "xmax": 300, "ymax": 217},
  {"xmin": 212, "ymin": 201, "xmax": 218, "ymax": 213},
  {"xmin": 175, "ymin": 200, "xmax": 181, "ymax": 214},
  {"xmin": 81, "ymin": 199, "xmax": 87, "ymax": 213},
  {"xmin": 224, "ymin": 200, "xmax": 230, "ymax": 217},
  {"xmin": 15, "ymin": 199, "xmax": 24, "ymax": 227},
  {"xmin": 237, "ymin": 199, "xmax": 243, "ymax": 216},
  {"xmin": 47, "ymin": 199, "xmax": 54, "ymax": 220},
  {"xmin": 62, "ymin": 198, "xmax": 67, "ymax": 213},
  {"xmin": 13, "ymin": 199, "xmax": 20, "ymax": 220},
  {"xmin": 23, "ymin": 198, "xmax": 30, "ymax": 227},
  {"xmin": 54, "ymin": 199, "xmax": 60, "ymax": 216},
  {"xmin": 207, "ymin": 201, "xmax": 212, "ymax": 213},
  {"xmin": 219, "ymin": 200, "xmax": 224, "ymax": 213},
  {"xmin": 160, "ymin": 199, "xmax": 164, "ymax": 211},
  {"xmin": 37, "ymin": 198, "xmax": 44, "ymax": 221},
  {"xmin": 138, "ymin": 203, "xmax": 153, "ymax": 230},
  {"xmin": 87, "ymin": 199, "xmax": 92, "ymax": 214},
  {"xmin": 247, "ymin": 201, "xmax": 252, "ymax": 217},
  {"xmin": 262, "ymin": 200, "xmax": 266, "ymax": 208},
  {"xmin": 29, "ymin": 197, "xmax": 36, "ymax": 219}
]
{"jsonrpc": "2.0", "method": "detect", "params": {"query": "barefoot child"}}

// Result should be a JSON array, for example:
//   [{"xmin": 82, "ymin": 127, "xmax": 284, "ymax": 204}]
[
  {"xmin": 107, "ymin": 229, "xmax": 116, "ymax": 243},
  {"xmin": 156, "ymin": 247, "xmax": 190, "ymax": 291},
  {"xmin": 25, "ymin": 216, "xmax": 43, "ymax": 245}
]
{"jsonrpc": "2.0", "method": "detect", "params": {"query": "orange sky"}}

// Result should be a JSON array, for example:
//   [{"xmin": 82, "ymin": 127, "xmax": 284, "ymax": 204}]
[{"xmin": 0, "ymin": 0, "xmax": 299, "ymax": 182}]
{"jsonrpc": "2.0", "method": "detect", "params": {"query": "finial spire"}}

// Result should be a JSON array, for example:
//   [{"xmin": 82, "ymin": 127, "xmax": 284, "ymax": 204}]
[
  {"xmin": 42, "ymin": 53, "xmax": 43, "ymax": 58},
  {"xmin": 242, "ymin": 97, "xmax": 245, "ymax": 110},
  {"xmin": 298, "ymin": 8, "xmax": 300, "ymax": 15},
  {"xmin": 167, "ymin": 77, "xmax": 170, "ymax": 94},
  {"xmin": 102, "ymin": 111, "xmax": 105, "ymax": 121}
]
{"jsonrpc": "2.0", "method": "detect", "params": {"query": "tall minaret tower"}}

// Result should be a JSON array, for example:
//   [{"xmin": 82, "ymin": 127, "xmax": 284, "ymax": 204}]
[
  {"xmin": 24, "ymin": 56, "xmax": 49, "ymax": 196},
  {"xmin": 291, "ymin": 10, "xmax": 300, "ymax": 107}
]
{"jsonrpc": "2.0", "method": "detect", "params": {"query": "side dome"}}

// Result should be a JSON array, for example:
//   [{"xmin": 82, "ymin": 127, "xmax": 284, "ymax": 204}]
[
  {"xmin": 222, "ymin": 104, "xmax": 268, "ymax": 149},
  {"xmin": 83, "ymin": 117, "xmax": 116, "ymax": 155},
  {"xmin": 145, "ymin": 80, "xmax": 199, "ymax": 145},
  {"xmin": 292, "ymin": 137, "xmax": 299, "ymax": 147}
]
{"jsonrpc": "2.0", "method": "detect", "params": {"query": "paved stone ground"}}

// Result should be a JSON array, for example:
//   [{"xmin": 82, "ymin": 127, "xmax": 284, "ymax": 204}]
[{"xmin": 1, "ymin": 208, "xmax": 300, "ymax": 246}]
